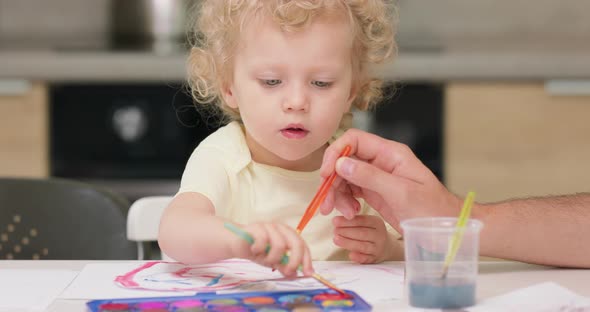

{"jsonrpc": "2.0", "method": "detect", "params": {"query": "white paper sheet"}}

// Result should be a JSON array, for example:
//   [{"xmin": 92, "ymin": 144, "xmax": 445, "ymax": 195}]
[
  {"xmin": 60, "ymin": 260, "xmax": 405, "ymax": 303},
  {"xmin": 60, "ymin": 262, "xmax": 197, "ymax": 299},
  {"xmin": 312, "ymin": 261, "xmax": 405, "ymax": 302},
  {"xmin": 470, "ymin": 282, "xmax": 590, "ymax": 312},
  {"xmin": 0, "ymin": 269, "xmax": 78, "ymax": 312}
]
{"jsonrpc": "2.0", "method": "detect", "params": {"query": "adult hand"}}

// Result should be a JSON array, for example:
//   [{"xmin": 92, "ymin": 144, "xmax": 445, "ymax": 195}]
[{"xmin": 319, "ymin": 129, "xmax": 461, "ymax": 233}]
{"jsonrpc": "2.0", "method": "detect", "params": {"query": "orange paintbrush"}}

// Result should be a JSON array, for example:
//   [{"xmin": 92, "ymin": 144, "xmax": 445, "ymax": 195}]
[{"xmin": 296, "ymin": 145, "xmax": 351, "ymax": 234}]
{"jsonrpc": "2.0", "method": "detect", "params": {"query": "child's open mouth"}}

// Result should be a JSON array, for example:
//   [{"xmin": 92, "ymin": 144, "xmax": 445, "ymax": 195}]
[{"xmin": 281, "ymin": 125, "xmax": 309, "ymax": 139}]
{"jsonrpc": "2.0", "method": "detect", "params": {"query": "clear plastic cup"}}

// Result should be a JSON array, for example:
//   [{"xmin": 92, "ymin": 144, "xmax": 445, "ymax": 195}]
[{"xmin": 401, "ymin": 217, "xmax": 483, "ymax": 309}]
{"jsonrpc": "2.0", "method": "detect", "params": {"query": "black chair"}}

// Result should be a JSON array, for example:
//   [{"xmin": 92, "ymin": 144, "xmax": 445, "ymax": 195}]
[{"xmin": 0, "ymin": 178, "xmax": 138, "ymax": 260}]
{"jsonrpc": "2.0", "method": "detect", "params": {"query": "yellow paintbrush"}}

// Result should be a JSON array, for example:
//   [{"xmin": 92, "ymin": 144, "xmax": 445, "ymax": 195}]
[{"xmin": 441, "ymin": 191, "xmax": 476, "ymax": 279}]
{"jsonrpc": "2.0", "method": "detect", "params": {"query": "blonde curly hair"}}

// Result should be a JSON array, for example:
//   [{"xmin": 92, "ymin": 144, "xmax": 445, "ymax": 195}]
[{"xmin": 187, "ymin": 0, "xmax": 397, "ymax": 122}]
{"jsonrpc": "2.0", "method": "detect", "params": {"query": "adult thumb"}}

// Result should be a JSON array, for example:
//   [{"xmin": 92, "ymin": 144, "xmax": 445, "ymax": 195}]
[{"xmin": 335, "ymin": 157, "xmax": 391, "ymax": 196}]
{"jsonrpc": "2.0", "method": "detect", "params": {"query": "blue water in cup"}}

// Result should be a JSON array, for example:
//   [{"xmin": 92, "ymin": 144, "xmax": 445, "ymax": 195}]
[{"xmin": 401, "ymin": 217, "xmax": 483, "ymax": 309}]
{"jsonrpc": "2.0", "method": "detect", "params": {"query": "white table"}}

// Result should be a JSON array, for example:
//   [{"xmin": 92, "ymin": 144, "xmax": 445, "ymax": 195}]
[{"xmin": 1, "ymin": 260, "xmax": 589, "ymax": 311}]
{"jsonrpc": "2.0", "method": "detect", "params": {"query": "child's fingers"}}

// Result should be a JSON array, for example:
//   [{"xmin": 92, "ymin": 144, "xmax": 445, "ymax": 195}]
[
  {"xmin": 251, "ymin": 252, "xmax": 269, "ymax": 265},
  {"xmin": 332, "ymin": 215, "xmax": 378, "ymax": 228},
  {"xmin": 349, "ymin": 251, "xmax": 377, "ymax": 264},
  {"xmin": 263, "ymin": 223, "xmax": 288, "ymax": 266},
  {"xmin": 333, "ymin": 232, "xmax": 377, "ymax": 256},
  {"xmin": 275, "ymin": 224, "xmax": 305, "ymax": 277},
  {"xmin": 248, "ymin": 225, "xmax": 270, "ymax": 256},
  {"xmin": 301, "ymin": 245, "xmax": 314, "ymax": 276},
  {"xmin": 334, "ymin": 225, "xmax": 376, "ymax": 242}
]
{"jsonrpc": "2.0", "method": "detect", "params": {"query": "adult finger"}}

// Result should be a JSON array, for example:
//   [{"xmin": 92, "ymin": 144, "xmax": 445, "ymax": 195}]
[
  {"xmin": 322, "ymin": 129, "xmax": 432, "ymax": 183},
  {"xmin": 319, "ymin": 187, "xmax": 336, "ymax": 215},
  {"xmin": 335, "ymin": 157, "xmax": 404, "ymax": 201},
  {"xmin": 333, "ymin": 185, "xmax": 360, "ymax": 220},
  {"xmin": 320, "ymin": 181, "xmax": 358, "ymax": 218},
  {"xmin": 320, "ymin": 129, "xmax": 370, "ymax": 178}
]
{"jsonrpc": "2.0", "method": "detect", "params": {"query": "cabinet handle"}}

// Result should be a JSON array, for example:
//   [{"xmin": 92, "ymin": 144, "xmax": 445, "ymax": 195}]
[{"xmin": 545, "ymin": 79, "xmax": 590, "ymax": 96}]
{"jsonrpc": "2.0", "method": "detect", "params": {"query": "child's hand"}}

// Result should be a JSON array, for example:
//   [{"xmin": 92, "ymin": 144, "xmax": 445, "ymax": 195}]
[
  {"xmin": 332, "ymin": 215, "xmax": 395, "ymax": 264},
  {"xmin": 241, "ymin": 222, "xmax": 314, "ymax": 278}
]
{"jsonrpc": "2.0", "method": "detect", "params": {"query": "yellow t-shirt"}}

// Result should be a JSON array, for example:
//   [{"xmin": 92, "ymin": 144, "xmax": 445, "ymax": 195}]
[{"xmin": 178, "ymin": 121, "xmax": 399, "ymax": 260}]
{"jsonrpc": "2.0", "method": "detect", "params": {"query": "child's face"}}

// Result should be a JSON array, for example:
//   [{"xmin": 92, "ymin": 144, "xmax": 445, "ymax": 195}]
[{"xmin": 224, "ymin": 14, "xmax": 355, "ymax": 170}]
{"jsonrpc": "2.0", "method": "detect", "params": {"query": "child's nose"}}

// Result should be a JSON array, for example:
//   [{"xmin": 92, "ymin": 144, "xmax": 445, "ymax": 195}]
[{"xmin": 282, "ymin": 83, "xmax": 309, "ymax": 112}]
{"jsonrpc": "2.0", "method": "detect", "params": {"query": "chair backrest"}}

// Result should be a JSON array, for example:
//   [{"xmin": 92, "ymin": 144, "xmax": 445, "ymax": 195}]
[
  {"xmin": 0, "ymin": 178, "xmax": 137, "ymax": 260},
  {"xmin": 127, "ymin": 196, "xmax": 172, "ymax": 260}
]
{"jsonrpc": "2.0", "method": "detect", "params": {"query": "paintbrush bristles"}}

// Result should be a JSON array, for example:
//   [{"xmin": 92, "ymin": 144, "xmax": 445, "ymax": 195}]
[{"xmin": 312, "ymin": 273, "xmax": 350, "ymax": 297}]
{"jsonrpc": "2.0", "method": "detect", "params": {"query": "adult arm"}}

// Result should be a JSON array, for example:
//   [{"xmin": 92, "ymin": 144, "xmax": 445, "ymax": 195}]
[
  {"xmin": 476, "ymin": 194, "xmax": 590, "ymax": 268},
  {"xmin": 319, "ymin": 128, "xmax": 590, "ymax": 268}
]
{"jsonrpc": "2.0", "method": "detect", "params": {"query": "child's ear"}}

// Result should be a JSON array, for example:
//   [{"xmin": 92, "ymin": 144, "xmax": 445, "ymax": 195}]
[{"xmin": 222, "ymin": 83, "xmax": 238, "ymax": 109}]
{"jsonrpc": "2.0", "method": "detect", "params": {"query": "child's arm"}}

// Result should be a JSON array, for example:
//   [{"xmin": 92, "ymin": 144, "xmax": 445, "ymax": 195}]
[
  {"xmin": 158, "ymin": 192, "xmax": 241, "ymax": 263},
  {"xmin": 158, "ymin": 192, "xmax": 313, "ymax": 276},
  {"xmin": 332, "ymin": 215, "xmax": 404, "ymax": 263}
]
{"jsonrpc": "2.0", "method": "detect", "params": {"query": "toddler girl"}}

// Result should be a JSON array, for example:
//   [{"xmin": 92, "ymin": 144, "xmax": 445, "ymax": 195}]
[{"xmin": 159, "ymin": 0, "xmax": 401, "ymax": 277}]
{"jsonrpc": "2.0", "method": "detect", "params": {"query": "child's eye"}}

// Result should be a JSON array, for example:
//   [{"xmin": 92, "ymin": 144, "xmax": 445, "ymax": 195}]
[
  {"xmin": 312, "ymin": 81, "xmax": 332, "ymax": 88},
  {"xmin": 261, "ymin": 79, "xmax": 282, "ymax": 87}
]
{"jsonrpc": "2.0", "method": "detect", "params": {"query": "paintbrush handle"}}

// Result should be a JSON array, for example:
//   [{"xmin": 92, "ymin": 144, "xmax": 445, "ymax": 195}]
[
  {"xmin": 224, "ymin": 222, "xmax": 348, "ymax": 295},
  {"xmin": 296, "ymin": 145, "xmax": 351, "ymax": 233},
  {"xmin": 224, "ymin": 222, "xmax": 292, "ymax": 266},
  {"xmin": 441, "ymin": 191, "xmax": 476, "ymax": 277}
]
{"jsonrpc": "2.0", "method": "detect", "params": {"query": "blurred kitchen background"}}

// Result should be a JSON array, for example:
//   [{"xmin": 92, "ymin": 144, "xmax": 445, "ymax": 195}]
[{"xmin": 1, "ymin": 0, "xmax": 589, "ymax": 205}]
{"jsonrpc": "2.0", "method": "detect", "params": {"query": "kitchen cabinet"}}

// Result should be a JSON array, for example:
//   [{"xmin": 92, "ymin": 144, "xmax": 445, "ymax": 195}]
[
  {"xmin": 445, "ymin": 82, "xmax": 590, "ymax": 203},
  {"xmin": 0, "ymin": 81, "xmax": 49, "ymax": 177}
]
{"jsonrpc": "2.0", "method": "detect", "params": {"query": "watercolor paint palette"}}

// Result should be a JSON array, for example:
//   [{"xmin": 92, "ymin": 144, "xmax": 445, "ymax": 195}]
[{"xmin": 86, "ymin": 288, "xmax": 371, "ymax": 311}]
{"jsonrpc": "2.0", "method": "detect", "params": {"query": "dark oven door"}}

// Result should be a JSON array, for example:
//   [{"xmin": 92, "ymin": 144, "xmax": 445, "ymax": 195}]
[
  {"xmin": 50, "ymin": 83, "xmax": 218, "ymax": 201},
  {"xmin": 368, "ymin": 82, "xmax": 444, "ymax": 181}
]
